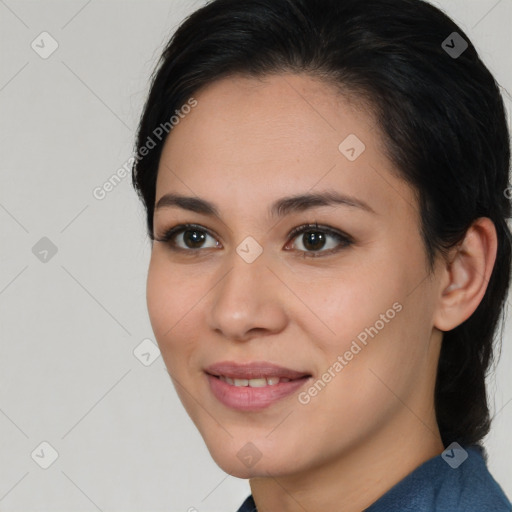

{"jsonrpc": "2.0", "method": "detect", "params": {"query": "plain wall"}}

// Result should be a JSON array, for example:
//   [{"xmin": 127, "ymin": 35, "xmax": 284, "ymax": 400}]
[{"xmin": 0, "ymin": 0, "xmax": 510, "ymax": 510}]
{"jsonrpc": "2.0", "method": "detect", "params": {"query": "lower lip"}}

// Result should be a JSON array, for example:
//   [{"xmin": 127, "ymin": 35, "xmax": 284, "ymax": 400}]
[{"xmin": 206, "ymin": 374, "xmax": 310, "ymax": 411}]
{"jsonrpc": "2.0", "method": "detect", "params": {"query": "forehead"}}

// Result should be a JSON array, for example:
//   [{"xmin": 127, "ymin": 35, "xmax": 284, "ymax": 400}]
[{"xmin": 155, "ymin": 73, "xmax": 416, "ymax": 222}]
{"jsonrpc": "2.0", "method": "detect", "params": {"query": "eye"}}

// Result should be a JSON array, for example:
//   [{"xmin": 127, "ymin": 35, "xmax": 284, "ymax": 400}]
[
  {"xmin": 154, "ymin": 224, "xmax": 220, "ymax": 251},
  {"xmin": 153, "ymin": 222, "xmax": 353, "ymax": 258},
  {"xmin": 285, "ymin": 222, "xmax": 353, "ymax": 258}
]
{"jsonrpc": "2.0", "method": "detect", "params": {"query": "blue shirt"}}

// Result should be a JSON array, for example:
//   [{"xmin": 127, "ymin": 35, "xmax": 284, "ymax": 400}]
[{"xmin": 235, "ymin": 445, "xmax": 511, "ymax": 511}]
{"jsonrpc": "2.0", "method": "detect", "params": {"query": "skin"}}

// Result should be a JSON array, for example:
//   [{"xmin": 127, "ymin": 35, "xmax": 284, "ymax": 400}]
[{"xmin": 146, "ymin": 73, "xmax": 497, "ymax": 512}]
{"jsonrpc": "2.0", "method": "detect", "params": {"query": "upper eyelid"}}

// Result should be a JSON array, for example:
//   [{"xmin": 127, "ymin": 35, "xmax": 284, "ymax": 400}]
[
  {"xmin": 155, "ymin": 222, "xmax": 352, "ymax": 246},
  {"xmin": 155, "ymin": 223, "xmax": 221, "ymax": 243}
]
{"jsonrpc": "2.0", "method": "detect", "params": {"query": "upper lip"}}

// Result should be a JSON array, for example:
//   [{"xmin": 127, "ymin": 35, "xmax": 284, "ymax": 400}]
[{"xmin": 205, "ymin": 361, "xmax": 311, "ymax": 380}]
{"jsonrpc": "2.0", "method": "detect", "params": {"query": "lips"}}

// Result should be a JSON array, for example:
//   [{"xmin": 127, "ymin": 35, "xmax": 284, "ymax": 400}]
[
  {"xmin": 205, "ymin": 362, "xmax": 312, "ymax": 410},
  {"xmin": 204, "ymin": 361, "xmax": 311, "ymax": 381}
]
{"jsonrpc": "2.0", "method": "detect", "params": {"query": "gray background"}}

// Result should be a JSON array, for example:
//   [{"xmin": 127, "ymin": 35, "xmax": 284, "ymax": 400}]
[{"xmin": 0, "ymin": 0, "xmax": 510, "ymax": 510}]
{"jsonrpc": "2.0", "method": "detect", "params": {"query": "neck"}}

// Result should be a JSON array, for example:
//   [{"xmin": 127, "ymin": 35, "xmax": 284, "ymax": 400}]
[{"xmin": 249, "ymin": 408, "xmax": 444, "ymax": 512}]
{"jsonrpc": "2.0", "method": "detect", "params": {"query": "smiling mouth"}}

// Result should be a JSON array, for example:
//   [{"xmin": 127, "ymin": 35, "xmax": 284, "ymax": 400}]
[
  {"xmin": 213, "ymin": 375, "xmax": 310, "ymax": 387},
  {"xmin": 205, "ymin": 366, "xmax": 312, "ymax": 410}
]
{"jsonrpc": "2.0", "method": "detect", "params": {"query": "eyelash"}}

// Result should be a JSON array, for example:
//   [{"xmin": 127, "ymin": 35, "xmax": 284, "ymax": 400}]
[{"xmin": 153, "ymin": 222, "xmax": 354, "ymax": 258}]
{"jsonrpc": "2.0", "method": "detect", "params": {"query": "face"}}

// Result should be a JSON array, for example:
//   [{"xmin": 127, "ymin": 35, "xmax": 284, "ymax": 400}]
[{"xmin": 147, "ymin": 73, "xmax": 444, "ymax": 478}]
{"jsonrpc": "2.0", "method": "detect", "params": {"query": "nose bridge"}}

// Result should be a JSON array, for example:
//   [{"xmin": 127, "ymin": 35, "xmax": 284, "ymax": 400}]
[
  {"xmin": 208, "ymin": 242, "xmax": 286, "ymax": 339},
  {"xmin": 223, "ymin": 231, "xmax": 269, "ymax": 293},
  {"xmin": 216, "ymin": 244, "xmax": 268, "ymax": 313}
]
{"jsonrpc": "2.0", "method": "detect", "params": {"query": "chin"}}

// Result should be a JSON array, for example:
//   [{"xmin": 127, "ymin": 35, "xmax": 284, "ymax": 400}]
[
  {"xmin": 204, "ymin": 437, "xmax": 301, "ymax": 479},
  {"xmin": 212, "ymin": 456, "xmax": 290, "ymax": 479}
]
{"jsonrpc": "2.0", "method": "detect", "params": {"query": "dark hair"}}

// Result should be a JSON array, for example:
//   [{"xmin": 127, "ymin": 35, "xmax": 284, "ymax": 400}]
[{"xmin": 132, "ymin": 0, "xmax": 511, "ymax": 450}]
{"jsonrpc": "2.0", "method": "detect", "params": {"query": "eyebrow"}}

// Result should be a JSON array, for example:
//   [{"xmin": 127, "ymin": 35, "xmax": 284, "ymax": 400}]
[{"xmin": 154, "ymin": 190, "xmax": 376, "ymax": 218}]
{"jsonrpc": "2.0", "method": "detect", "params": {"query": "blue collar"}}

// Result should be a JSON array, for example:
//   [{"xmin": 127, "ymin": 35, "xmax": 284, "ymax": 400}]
[{"xmin": 236, "ymin": 444, "xmax": 511, "ymax": 511}]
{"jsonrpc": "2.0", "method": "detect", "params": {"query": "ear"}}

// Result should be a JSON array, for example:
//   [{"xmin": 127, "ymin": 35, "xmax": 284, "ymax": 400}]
[{"xmin": 433, "ymin": 217, "xmax": 498, "ymax": 332}]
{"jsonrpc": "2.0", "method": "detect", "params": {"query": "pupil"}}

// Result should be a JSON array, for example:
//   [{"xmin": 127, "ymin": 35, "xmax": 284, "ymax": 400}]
[
  {"xmin": 185, "ymin": 229, "xmax": 206, "ymax": 248},
  {"xmin": 303, "ymin": 231, "xmax": 325, "ymax": 251}
]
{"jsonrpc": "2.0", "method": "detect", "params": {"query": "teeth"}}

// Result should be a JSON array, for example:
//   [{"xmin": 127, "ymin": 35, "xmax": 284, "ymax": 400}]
[
  {"xmin": 218, "ymin": 376, "xmax": 289, "ymax": 386},
  {"xmin": 248, "ymin": 378, "xmax": 267, "ymax": 387}
]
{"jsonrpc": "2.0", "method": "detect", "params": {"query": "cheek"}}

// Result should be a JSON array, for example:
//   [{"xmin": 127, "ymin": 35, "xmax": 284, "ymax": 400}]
[
  {"xmin": 321, "ymin": 290, "xmax": 434, "ymax": 418},
  {"xmin": 296, "ymin": 260, "xmax": 406, "ymax": 352},
  {"xmin": 146, "ymin": 255, "xmax": 201, "ymax": 367},
  {"xmin": 301, "ymin": 251, "xmax": 432, "ymax": 393},
  {"xmin": 146, "ymin": 256, "xmax": 174, "ymax": 340}
]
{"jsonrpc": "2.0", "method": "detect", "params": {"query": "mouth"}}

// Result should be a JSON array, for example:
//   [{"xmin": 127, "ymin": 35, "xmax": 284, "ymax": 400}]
[
  {"xmin": 210, "ymin": 374, "xmax": 310, "ymax": 387},
  {"xmin": 204, "ymin": 361, "xmax": 312, "ymax": 410},
  {"xmin": 204, "ymin": 360, "xmax": 312, "ymax": 382}
]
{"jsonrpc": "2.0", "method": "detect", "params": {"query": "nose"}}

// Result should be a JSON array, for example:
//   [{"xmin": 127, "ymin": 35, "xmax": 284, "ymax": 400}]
[{"xmin": 207, "ymin": 249, "xmax": 288, "ymax": 342}]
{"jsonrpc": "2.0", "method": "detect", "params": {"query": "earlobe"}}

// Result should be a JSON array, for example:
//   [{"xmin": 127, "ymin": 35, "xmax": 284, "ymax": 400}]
[{"xmin": 433, "ymin": 217, "xmax": 498, "ymax": 332}]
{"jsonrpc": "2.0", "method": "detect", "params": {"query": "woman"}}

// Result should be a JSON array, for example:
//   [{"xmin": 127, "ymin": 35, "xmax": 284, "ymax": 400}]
[{"xmin": 131, "ymin": 0, "xmax": 512, "ymax": 510}]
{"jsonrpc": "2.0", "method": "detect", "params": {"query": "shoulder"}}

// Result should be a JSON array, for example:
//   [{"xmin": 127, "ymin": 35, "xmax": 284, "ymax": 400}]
[
  {"xmin": 433, "ymin": 445, "xmax": 511, "ymax": 511},
  {"xmin": 366, "ymin": 444, "xmax": 511, "ymax": 512}
]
